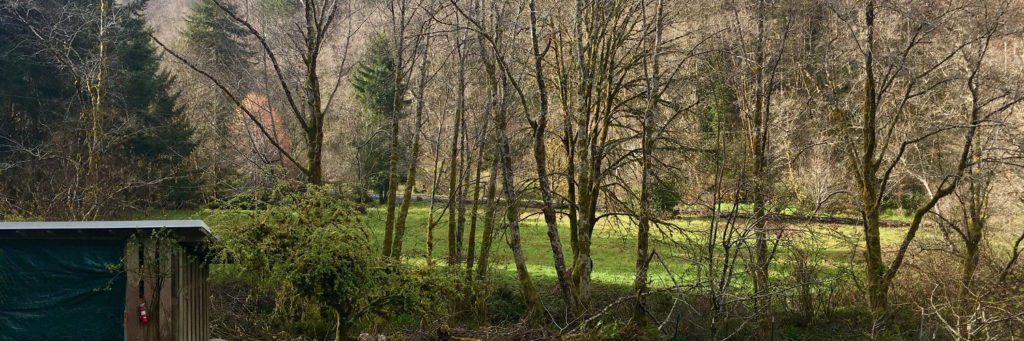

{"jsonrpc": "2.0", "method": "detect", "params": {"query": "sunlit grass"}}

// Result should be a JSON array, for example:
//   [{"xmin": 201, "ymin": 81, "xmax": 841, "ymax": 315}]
[{"xmin": 140, "ymin": 202, "xmax": 931, "ymax": 289}]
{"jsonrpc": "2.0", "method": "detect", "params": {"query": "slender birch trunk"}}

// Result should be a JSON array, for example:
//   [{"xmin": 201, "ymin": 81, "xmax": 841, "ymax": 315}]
[
  {"xmin": 466, "ymin": 118, "xmax": 491, "ymax": 278},
  {"xmin": 474, "ymin": 145, "xmax": 500, "ymax": 281},
  {"xmin": 383, "ymin": 0, "xmax": 410, "ymax": 258},
  {"xmin": 495, "ymin": 97, "xmax": 544, "ymax": 319},
  {"xmin": 526, "ymin": 0, "xmax": 576, "ymax": 318},
  {"xmin": 632, "ymin": 0, "xmax": 662, "ymax": 329},
  {"xmin": 382, "ymin": 113, "xmax": 401, "ymax": 257},
  {"xmin": 83, "ymin": 0, "xmax": 108, "ymax": 219},
  {"xmin": 393, "ymin": 36, "xmax": 431, "ymax": 260},
  {"xmin": 447, "ymin": 33, "xmax": 466, "ymax": 266}
]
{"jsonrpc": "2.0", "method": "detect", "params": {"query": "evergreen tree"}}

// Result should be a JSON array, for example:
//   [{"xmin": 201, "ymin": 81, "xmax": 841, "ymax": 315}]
[
  {"xmin": 182, "ymin": 0, "xmax": 252, "ymax": 74},
  {"xmin": 0, "ymin": 0, "xmax": 196, "ymax": 216},
  {"xmin": 351, "ymin": 33, "xmax": 407, "ymax": 198},
  {"xmin": 110, "ymin": 4, "xmax": 196, "ymax": 205},
  {"xmin": 352, "ymin": 33, "xmax": 405, "ymax": 121},
  {"xmin": 180, "ymin": 0, "xmax": 255, "ymax": 193}
]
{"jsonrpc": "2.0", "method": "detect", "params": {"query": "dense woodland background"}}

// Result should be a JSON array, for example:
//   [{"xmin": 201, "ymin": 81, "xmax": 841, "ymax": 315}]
[{"xmin": 3, "ymin": 0, "xmax": 1024, "ymax": 339}]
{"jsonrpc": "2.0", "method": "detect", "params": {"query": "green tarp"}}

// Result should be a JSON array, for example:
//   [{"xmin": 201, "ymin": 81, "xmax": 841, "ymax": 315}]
[{"xmin": 0, "ymin": 239, "xmax": 126, "ymax": 340}]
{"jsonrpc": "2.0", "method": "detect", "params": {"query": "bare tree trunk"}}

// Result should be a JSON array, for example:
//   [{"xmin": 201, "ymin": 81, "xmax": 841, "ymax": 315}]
[
  {"xmin": 425, "ymin": 124, "xmax": 445, "ymax": 265},
  {"xmin": 466, "ymin": 118, "xmax": 490, "ymax": 276},
  {"xmin": 473, "ymin": 0, "xmax": 502, "ymax": 275},
  {"xmin": 301, "ymin": 1, "xmax": 326, "ymax": 185},
  {"xmin": 393, "ymin": 36, "xmax": 431, "ymax": 260},
  {"xmin": 526, "ymin": 0, "xmax": 576, "ymax": 318},
  {"xmin": 474, "ymin": 144, "xmax": 500, "ymax": 280},
  {"xmin": 960, "ymin": 181, "xmax": 985, "ymax": 300},
  {"xmin": 631, "ymin": 0, "xmax": 662, "ymax": 329},
  {"xmin": 383, "ymin": 115, "xmax": 401, "ymax": 257},
  {"xmin": 960, "ymin": 149, "xmax": 987, "ymax": 304},
  {"xmin": 427, "ymin": 91, "xmax": 454, "ymax": 265},
  {"xmin": 569, "ymin": 0, "xmax": 593, "ymax": 307},
  {"xmin": 572, "ymin": 178, "xmax": 597, "ymax": 309},
  {"xmin": 553, "ymin": 55, "xmax": 579, "ymax": 261},
  {"xmin": 455, "ymin": 121, "xmax": 469, "ymax": 262},
  {"xmin": 565, "ymin": 0, "xmax": 635, "ymax": 309},
  {"xmin": 858, "ymin": 0, "xmax": 889, "ymax": 314},
  {"xmin": 851, "ymin": 0, "xmax": 976, "ymax": 315},
  {"xmin": 447, "ymin": 34, "xmax": 466, "ymax": 266},
  {"xmin": 494, "ymin": 93, "xmax": 544, "ymax": 319},
  {"xmin": 565, "ymin": 131, "xmax": 580, "ymax": 261},
  {"xmin": 958, "ymin": 63, "xmax": 991, "ymax": 302},
  {"xmin": 383, "ymin": 0, "xmax": 410, "ymax": 258},
  {"xmin": 750, "ymin": 0, "xmax": 774, "ymax": 335},
  {"xmin": 83, "ymin": 0, "xmax": 108, "ymax": 219},
  {"xmin": 554, "ymin": 53, "xmax": 579, "ymax": 262},
  {"xmin": 631, "ymin": 110, "xmax": 652, "ymax": 329}
]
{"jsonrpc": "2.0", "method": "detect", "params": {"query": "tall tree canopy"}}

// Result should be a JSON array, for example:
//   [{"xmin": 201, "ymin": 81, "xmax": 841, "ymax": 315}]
[{"xmin": 0, "ymin": 0, "xmax": 194, "ymax": 218}]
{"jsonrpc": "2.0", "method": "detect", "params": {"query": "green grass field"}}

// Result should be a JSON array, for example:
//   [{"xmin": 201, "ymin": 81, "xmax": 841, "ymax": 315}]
[
  {"xmin": 147, "ymin": 201, "xmax": 1001, "ymax": 338},
  {"xmin": 144, "ymin": 201, "xmax": 922, "ymax": 290}
]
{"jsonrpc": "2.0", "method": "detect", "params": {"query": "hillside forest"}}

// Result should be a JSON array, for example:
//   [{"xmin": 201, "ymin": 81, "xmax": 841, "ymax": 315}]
[{"xmin": 2, "ymin": 0, "xmax": 1024, "ymax": 339}]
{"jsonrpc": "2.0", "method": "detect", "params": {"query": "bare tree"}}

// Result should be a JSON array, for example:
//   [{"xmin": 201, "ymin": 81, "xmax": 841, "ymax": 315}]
[
  {"xmin": 728, "ymin": 0, "xmax": 794, "ymax": 336},
  {"xmin": 630, "ymin": 0, "xmax": 664, "ymax": 330},
  {"xmin": 382, "ymin": 0, "xmax": 418, "ymax": 258},
  {"xmin": 445, "ymin": 21, "xmax": 468, "ymax": 266},
  {"xmin": 559, "ymin": 0, "xmax": 651, "ymax": 309},
  {"xmin": 392, "ymin": 30, "xmax": 433, "ymax": 259},
  {"xmin": 154, "ymin": 0, "xmax": 357, "ymax": 185},
  {"xmin": 832, "ymin": 0, "xmax": 987, "ymax": 314}
]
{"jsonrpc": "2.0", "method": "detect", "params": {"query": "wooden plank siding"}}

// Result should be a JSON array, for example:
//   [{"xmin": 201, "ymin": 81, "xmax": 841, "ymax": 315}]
[
  {"xmin": 158, "ymin": 242, "xmax": 173, "ymax": 340},
  {"xmin": 124, "ymin": 242, "xmax": 142, "ymax": 340},
  {"xmin": 143, "ymin": 239, "xmax": 157, "ymax": 339},
  {"xmin": 174, "ymin": 243, "xmax": 210, "ymax": 341},
  {"xmin": 124, "ymin": 238, "xmax": 209, "ymax": 341}
]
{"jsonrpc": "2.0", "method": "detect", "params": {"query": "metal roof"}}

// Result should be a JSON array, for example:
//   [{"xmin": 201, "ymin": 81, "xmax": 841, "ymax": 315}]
[{"xmin": 0, "ymin": 220, "xmax": 211, "ymax": 236}]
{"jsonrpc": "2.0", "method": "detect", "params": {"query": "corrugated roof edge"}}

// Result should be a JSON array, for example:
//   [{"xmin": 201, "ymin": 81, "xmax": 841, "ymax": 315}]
[{"xmin": 0, "ymin": 220, "xmax": 211, "ymax": 236}]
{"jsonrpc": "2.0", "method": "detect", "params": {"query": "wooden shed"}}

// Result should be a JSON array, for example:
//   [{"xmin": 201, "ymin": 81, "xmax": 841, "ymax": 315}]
[{"xmin": 0, "ymin": 220, "xmax": 212, "ymax": 341}]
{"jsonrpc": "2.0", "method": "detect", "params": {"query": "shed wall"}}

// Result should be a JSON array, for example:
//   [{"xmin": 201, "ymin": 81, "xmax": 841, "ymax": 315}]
[
  {"xmin": 0, "ymin": 239, "xmax": 127, "ymax": 340},
  {"xmin": 123, "ymin": 239, "xmax": 209, "ymax": 341}
]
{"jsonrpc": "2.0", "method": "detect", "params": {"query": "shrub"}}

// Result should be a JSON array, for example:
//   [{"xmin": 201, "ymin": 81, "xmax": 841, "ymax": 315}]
[
  {"xmin": 652, "ymin": 180, "xmax": 682, "ymax": 214},
  {"xmin": 212, "ymin": 185, "xmax": 453, "ymax": 339}
]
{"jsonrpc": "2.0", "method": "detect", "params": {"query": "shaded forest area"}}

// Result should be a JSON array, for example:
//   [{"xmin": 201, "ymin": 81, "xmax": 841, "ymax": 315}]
[{"xmin": 3, "ymin": 0, "xmax": 1024, "ymax": 339}]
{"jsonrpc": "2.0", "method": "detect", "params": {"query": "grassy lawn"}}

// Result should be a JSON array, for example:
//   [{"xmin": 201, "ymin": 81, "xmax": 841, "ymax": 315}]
[{"xmin": 143, "ymin": 201, "xmax": 928, "ymax": 291}]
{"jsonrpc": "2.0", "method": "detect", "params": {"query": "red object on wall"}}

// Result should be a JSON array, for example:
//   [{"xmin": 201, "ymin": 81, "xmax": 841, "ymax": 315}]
[{"xmin": 138, "ymin": 303, "xmax": 149, "ymax": 323}]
